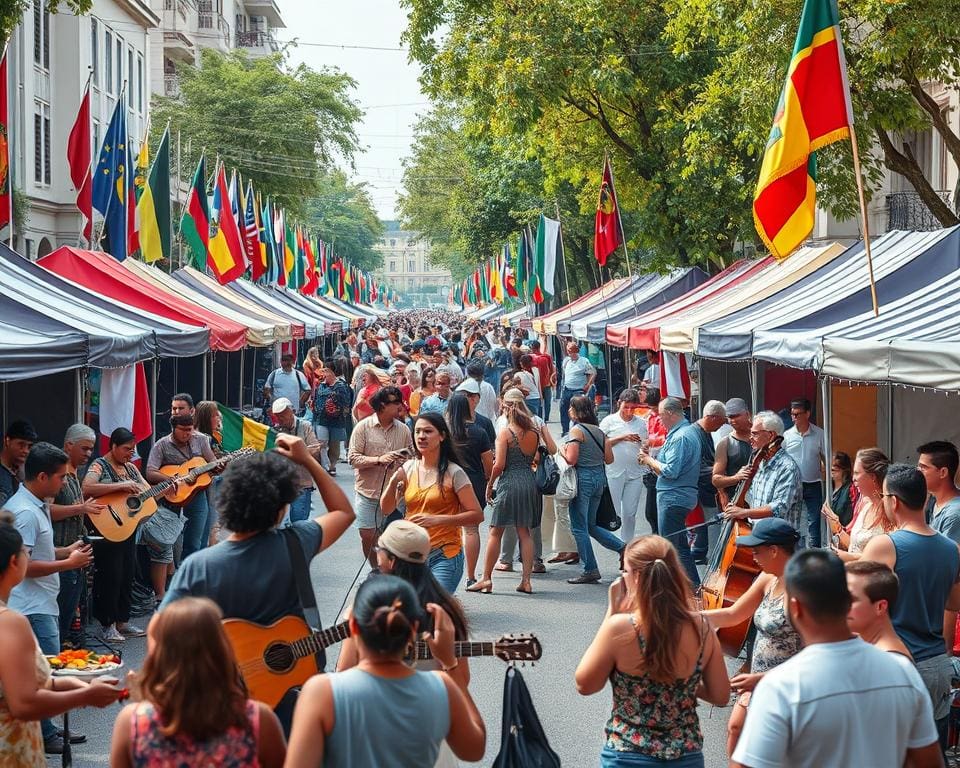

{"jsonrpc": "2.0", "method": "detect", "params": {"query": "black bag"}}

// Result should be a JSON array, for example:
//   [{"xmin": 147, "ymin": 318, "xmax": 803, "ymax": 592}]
[
  {"xmin": 492, "ymin": 666, "xmax": 561, "ymax": 768},
  {"xmin": 535, "ymin": 445, "xmax": 560, "ymax": 495},
  {"xmin": 596, "ymin": 484, "xmax": 622, "ymax": 532}
]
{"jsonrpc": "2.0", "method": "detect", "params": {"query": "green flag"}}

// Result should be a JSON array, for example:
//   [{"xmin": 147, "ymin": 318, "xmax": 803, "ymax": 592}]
[
  {"xmin": 180, "ymin": 155, "xmax": 209, "ymax": 271},
  {"xmin": 137, "ymin": 127, "xmax": 170, "ymax": 263}
]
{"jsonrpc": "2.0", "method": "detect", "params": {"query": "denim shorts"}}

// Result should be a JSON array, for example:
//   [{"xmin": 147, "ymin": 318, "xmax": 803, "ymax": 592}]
[
  {"xmin": 314, "ymin": 423, "xmax": 347, "ymax": 442},
  {"xmin": 600, "ymin": 746, "xmax": 704, "ymax": 767},
  {"xmin": 354, "ymin": 493, "xmax": 383, "ymax": 529}
]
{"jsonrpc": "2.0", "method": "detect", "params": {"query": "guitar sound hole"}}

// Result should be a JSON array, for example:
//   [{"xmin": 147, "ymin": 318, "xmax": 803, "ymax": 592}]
[
  {"xmin": 264, "ymin": 642, "xmax": 296, "ymax": 673},
  {"xmin": 125, "ymin": 497, "xmax": 141, "ymax": 513}
]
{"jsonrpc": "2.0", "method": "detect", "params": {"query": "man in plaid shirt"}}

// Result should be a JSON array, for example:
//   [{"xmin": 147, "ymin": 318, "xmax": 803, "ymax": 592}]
[{"xmin": 724, "ymin": 410, "xmax": 804, "ymax": 537}]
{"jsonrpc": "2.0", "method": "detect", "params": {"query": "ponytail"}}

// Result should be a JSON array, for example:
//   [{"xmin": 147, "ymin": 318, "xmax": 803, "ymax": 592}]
[{"xmin": 352, "ymin": 575, "xmax": 423, "ymax": 656}]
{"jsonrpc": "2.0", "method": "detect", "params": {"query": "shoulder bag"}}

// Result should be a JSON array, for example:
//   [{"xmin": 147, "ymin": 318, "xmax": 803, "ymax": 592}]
[
  {"xmin": 492, "ymin": 665, "xmax": 561, "ymax": 768},
  {"xmin": 534, "ymin": 428, "xmax": 560, "ymax": 495},
  {"xmin": 554, "ymin": 450, "xmax": 578, "ymax": 501},
  {"xmin": 582, "ymin": 425, "xmax": 622, "ymax": 532}
]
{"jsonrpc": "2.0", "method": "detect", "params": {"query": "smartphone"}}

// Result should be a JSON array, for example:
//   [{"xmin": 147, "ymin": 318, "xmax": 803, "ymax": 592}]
[{"xmin": 397, "ymin": 448, "xmax": 412, "ymax": 458}]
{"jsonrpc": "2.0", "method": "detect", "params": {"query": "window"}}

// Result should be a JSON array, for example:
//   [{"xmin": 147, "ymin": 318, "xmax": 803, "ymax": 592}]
[
  {"xmin": 116, "ymin": 37, "xmax": 123, "ymax": 94},
  {"xmin": 105, "ymin": 30, "xmax": 113, "ymax": 93},
  {"xmin": 34, "ymin": 3, "xmax": 50, "ymax": 69},
  {"xmin": 389, "ymin": 260, "xmax": 396, "ymax": 271},
  {"xmin": 137, "ymin": 53, "xmax": 144, "ymax": 112},
  {"xmin": 33, "ymin": 101, "xmax": 50, "ymax": 185},
  {"xmin": 408, "ymin": 259, "xmax": 415, "ymax": 272},
  {"xmin": 91, "ymin": 19, "xmax": 99, "ymax": 86},
  {"xmin": 92, "ymin": 122, "xmax": 101, "ymax": 161},
  {"xmin": 128, "ymin": 47, "xmax": 134, "ymax": 106},
  {"xmin": 390, "ymin": 239, "xmax": 395, "ymax": 247}
]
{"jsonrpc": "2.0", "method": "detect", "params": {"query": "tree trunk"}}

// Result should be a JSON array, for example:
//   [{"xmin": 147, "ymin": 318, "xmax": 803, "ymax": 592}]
[{"xmin": 875, "ymin": 128, "xmax": 960, "ymax": 227}]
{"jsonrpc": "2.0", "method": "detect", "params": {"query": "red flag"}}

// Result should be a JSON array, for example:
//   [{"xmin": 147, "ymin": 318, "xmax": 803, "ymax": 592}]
[
  {"xmin": 301, "ymin": 234, "xmax": 318, "ymax": 295},
  {"xmin": 67, "ymin": 82, "xmax": 92, "ymax": 242},
  {"xmin": 97, "ymin": 363, "xmax": 153, "ymax": 454},
  {"xmin": 0, "ymin": 49, "xmax": 11, "ymax": 232},
  {"xmin": 594, "ymin": 156, "xmax": 622, "ymax": 267}
]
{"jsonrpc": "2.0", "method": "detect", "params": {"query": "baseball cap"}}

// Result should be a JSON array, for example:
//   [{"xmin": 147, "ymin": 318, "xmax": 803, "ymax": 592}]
[
  {"xmin": 377, "ymin": 328, "xmax": 390, "ymax": 339},
  {"xmin": 456, "ymin": 378, "xmax": 481, "ymax": 395},
  {"xmin": 271, "ymin": 397, "xmax": 294, "ymax": 414},
  {"xmin": 377, "ymin": 520, "xmax": 430, "ymax": 563},
  {"xmin": 735, "ymin": 518, "xmax": 801, "ymax": 547},
  {"xmin": 724, "ymin": 397, "xmax": 749, "ymax": 417}
]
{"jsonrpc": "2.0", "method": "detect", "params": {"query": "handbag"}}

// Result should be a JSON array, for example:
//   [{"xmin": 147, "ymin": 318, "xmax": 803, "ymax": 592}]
[
  {"xmin": 140, "ymin": 505, "xmax": 185, "ymax": 547},
  {"xmin": 581, "ymin": 425, "xmax": 621, "ymax": 531},
  {"xmin": 492, "ymin": 665, "xmax": 561, "ymax": 768},
  {"xmin": 534, "ymin": 430, "xmax": 560, "ymax": 495},
  {"xmin": 554, "ymin": 451, "xmax": 578, "ymax": 501}
]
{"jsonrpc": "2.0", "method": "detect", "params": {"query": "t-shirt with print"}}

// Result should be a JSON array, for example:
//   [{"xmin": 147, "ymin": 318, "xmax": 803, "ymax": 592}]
[
  {"xmin": 732, "ymin": 638, "xmax": 937, "ymax": 768},
  {"xmin": 162, "ymin": 521, "xmax": 325, "ymax": 666},
  {"xmin": 932, "ymin": 495, "xmax": 960, "ymax": 544}
]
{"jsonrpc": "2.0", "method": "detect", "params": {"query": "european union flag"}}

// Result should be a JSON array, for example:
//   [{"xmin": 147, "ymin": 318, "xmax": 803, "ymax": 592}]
[{"xmin": 92, "ymin": 94, "xmax": 129, "ymax": 261}]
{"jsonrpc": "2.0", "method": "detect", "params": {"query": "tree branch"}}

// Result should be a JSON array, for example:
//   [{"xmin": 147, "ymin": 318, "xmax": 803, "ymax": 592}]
[
  {"xmin": 560, "ymin": 93, "xmax": 640, "ymax": 161},
  {"xmin": 875, "ymin": 128, "xmax": 959, "ymax": 227},
  {"xmin": 903, "ymin": 72, "xmax": 960, "ymax": 171}
]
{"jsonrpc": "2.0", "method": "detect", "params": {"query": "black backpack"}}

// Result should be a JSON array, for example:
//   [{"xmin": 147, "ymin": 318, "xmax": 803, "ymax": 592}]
[{"xmin": 492, "ymin": 666, "xmax": 561, "ymax": 768}]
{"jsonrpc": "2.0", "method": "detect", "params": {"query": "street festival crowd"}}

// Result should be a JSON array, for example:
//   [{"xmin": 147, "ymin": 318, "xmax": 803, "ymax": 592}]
[{"xmin": 0, "ymin": 308, "xmax": 956, "ymax": 766}]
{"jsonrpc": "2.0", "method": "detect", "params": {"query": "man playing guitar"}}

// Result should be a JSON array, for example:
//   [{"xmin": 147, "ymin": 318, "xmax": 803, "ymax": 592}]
[
  {"xmin": 722, "ymin": 411, "xmax": 804, "ymax": 536},
  {"xmin": 161, "ymin": 434, "xmax": 355, "ymax": 732}
]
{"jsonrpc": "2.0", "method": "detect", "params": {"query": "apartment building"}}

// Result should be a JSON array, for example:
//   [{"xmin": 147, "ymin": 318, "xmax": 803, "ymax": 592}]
[
  {"xmin": 6, "ymin": 0, "xmax": 158, "ymax": 259},
  {"xmin": 374, "ymin": 221, "xmax": 452, "ymax": 305}
]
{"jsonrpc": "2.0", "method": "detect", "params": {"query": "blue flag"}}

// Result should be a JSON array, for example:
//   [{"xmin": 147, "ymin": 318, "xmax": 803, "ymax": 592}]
[
  {"xmin": 91, "ymin": 94, "xmax": 130, "ymax": 261},
  {"xmin": 262, "ymin": 197, "xmax": 280, "ymax": 285}
]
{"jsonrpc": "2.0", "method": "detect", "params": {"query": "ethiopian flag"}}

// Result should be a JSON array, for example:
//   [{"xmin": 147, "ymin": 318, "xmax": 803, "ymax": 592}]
[
  {"xmin": 753, "ymin": 0, "xmax": 853, "ymax": 260},
  {"xmin": 217, "ymin": 403, "xmax": 276, "ymax": 451}
]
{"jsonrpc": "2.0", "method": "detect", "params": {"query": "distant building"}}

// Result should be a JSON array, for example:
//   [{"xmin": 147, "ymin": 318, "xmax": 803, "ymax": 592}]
[{"xmin": 374, "ymin": 221, "xmax": 452, "ymax": 304}]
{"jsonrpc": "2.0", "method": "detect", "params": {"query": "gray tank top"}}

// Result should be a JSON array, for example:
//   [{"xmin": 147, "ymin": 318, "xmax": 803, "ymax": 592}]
[
  {"xmin": 724, "ymin": 435, "xmax": 752, "ymax": 478},
  {"xmin": 326, "ymin": 668, "xmax": 450, "ymax": 767},
  {"xmin": 574, "ymin": 423, "xmax": 606, "ymax": 467}
]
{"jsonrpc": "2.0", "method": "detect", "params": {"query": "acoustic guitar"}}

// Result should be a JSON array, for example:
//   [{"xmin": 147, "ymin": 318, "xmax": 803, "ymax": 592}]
[
  {"xmin": 223, "ymin": 615, "xmax": 542, "ymax": 708},
  {"xmin": 89, "ymin": 477, "xmax": 180, "ymax": 542},
  {"xmin": 158, "ymin": 448, "xmax": 255, "ymax": 506}
]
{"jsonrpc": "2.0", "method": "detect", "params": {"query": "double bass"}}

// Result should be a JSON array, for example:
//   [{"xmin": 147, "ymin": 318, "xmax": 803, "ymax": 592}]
[{"xmin": 698, "ymin": 435, "xmax": 783, "ymax": 656}]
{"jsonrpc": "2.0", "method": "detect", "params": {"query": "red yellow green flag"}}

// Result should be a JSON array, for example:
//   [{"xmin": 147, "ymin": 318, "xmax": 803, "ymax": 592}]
[{"xmin": 753, "ymin": 0, "xmax": 853, "ymax": 260}]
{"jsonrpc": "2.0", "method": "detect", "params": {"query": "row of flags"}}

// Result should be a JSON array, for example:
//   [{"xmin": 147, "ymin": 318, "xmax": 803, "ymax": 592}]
[
  {"xmin": 451, "ymin": 213, "xmax": 562, "ymax": 308},
  {"xmin": 63, "ymin": 83, "xmax": 396, "ymax": 306}
]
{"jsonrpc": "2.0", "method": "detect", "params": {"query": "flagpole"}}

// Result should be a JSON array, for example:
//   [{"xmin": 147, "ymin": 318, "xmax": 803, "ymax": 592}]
[
  {"xmin": 77, "ymin": 70, "xmax": 93, "ymax": 247},
  {"xmin": 605, "ymin": 153, "xmax": 634, "ymax": 279},
  {"xmin": 554, "ymin": 201, "xmax": 574, "ymax": 310},
  {"xmin": 849, "ymin": 126, "xmax": 879, "ymax": 317}
]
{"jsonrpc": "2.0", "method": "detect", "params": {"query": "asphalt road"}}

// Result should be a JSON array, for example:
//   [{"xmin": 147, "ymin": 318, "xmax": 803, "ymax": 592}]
[{"xmin": 54, "ymin": 417, "xmax": 735, "ymax": 767}]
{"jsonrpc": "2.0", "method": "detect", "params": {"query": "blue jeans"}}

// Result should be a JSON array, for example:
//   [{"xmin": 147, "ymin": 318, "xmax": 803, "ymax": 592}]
[
  {"xmin": 658, "ymin": 502, "xmax": 700, "ymax": 586},
  {"xmin": 28, "ymin": 613, "xmax": 60, "ymax": 740},
  {"xmin": 803, "ymin": 482, "xmax": 824, "ymax": 548},
  {"xmin": 692, "ymin": 504, "xmax": 719, "ymax": 560},
  {"xmin": 560, "ymin": 388, "xmax": 577, "ymax": 433},
  {"xmin": 179, "ymin": 491, "xmax": 211, "ymax": 561},
  {"xmin": 542, "ymin": 386, "xmax": 553, "ymax": 422},
  {"xmin": 568, "ymin": 465, "xmax": 624, "ymax": 574},
  {"xmin": 285, "ymin": 488, "xmax": 314, "ymax": 526},
  {"xmin": 526, "ymin": 398, "xmax": 542, "ymax": 418},
  {"xmin": 57, "ymin": 568, "xmax": 85, "ymax": 641},
  {"xmin": 601, "ymin": 746, "xmax": 704, "ymax": 767},
  {"xmin": 428, "ymin": 548, "xmax": 464, "ymax": 593}
]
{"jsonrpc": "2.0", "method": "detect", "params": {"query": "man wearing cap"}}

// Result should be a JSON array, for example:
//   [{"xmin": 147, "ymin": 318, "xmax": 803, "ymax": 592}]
[
  {"xmin": 264, "ymin": 353, "xmax": 311, "ymax": 416},
  {"xmin": 0, "ymin": 420, "xmax": 38, "ymax": 506},
  {"xmin": 348, "ymin": 386, "xmax": 414, "ymax": 569},
  {"xmin": 454, "ymin": 378, "xmax": 497, "ymax": 444},
  {"xmin": 146, "ymin": 413, "xmax": 218, "ymax": 560},
  {"xmin": 464, "ymin": 361, "xmax": 499, "ymax": 424},
  {"xmin": 713, "ymin": 398, "xmax": 754, "ymax": 508},
  {"xmin": 375, "ymin": 518, "xmax": 430, "ymax": 568},
  {"xmin": 723, "ymin": 410, "xmax": 804, "ymax": 536},
  {"xmin": 271, "ymin": 398, "xmax": 320, "ymax": 526}
]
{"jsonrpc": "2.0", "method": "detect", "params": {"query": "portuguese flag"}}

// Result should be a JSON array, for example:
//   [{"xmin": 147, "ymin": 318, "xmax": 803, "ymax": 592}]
[
  {"xmin": 216, "ymin": 403, "xmax": 276, "ymax": 452},
  {"xmin": 753, "ymin": 0, "xmax": 853, "ymax": 260},
  {"xmin": 180, "ymin": 155, "xmax": 209, "ymax": 271}
]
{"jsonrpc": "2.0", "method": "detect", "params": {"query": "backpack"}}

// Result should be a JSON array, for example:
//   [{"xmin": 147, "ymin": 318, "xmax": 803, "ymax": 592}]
[{"xmin": 492, "ymin": 665, "xmax": 561, "ymax": 768}]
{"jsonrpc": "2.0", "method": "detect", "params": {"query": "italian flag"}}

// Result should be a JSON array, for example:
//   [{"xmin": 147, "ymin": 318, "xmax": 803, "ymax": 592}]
[
  {"xmin": 217, "ymin": 403, "xmax": 276, "ymax": 452},
  {"xmin": 98, "ymin": 363, "xmax": 153, "ymax": 453}
]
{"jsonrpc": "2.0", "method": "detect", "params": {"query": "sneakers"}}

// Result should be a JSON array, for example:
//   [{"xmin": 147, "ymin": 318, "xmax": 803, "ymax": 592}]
[
  {"xmin": 118, "ymin": 622, "xmax": 146, "ymax": 637},
  {"xmin": 43, "ymin": 735, "xmax": 65, "ymax": 755},
  {"xmin": 101, "ymin": 625, "xmax": 125, "ymax": 643},
  {"xmin": 567, "ymin": 571, "xmax": 602, "ymax": 584}
]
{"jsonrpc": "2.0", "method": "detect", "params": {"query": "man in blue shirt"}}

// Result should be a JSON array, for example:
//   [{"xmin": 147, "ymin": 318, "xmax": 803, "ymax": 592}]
[{"xmin": 638, "ymin": 396, "xmax": 702, "ymax": 585}]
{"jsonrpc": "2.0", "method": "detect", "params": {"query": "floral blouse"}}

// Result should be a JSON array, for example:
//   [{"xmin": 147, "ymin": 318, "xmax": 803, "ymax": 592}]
[
  {"xmin": 604, "ymin": 616, "xmax": 706, "ymax": 760},
  {"xmin": 129, "ymin": 699, "xmax": 260, "ymax": 767},
  {"xmin": 751, "ymin": 586, "xmax": 803, "ymax": 674}
]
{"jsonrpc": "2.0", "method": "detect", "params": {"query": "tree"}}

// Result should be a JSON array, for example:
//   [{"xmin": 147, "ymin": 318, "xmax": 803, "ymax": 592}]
[
  {"xmin": 0, "ymin": 1, "xmax": 91, "ymax": 43},
  {"xmin": 151, "ymin": 49, "xmax": 362, "ymax": 218},
  {"xmin": 304, "ymin": 171, "xmax": 384, "ymax": 271}
]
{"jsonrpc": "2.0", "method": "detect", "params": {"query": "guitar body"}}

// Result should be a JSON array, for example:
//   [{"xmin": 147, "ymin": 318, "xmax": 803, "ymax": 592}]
[
  {"xmin": 159, "ymin": 458, "xmax": 212, "ymax": 505},
  {"xmin": 88, "ymin": 491, "xmax": 158, "ymax": 542},
  {"xmin": 223, "ymin": 616, "xmax": 321, "ymax": 709}
]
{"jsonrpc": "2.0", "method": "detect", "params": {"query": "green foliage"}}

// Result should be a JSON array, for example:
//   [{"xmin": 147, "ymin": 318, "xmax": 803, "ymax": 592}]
[
  {"xmin": 0, "ymin": 0, "xmax": 91, "ymax": 42},
  {"xmin": 151, "ymin": 49, "xmax": 363, "ymax": 218},
  {"xmin": 304, "ymin": 171, "xmax": 384, "ymax": 271}
]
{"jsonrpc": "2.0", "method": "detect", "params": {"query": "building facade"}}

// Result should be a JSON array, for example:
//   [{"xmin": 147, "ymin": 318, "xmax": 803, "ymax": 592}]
[
  {"xmin": 374, "ymin": 221, "xmax": 452, "ymax": 305},
  {"xmin": 8, "ymin": 0, "xmax": 159, "ymax": 259}
]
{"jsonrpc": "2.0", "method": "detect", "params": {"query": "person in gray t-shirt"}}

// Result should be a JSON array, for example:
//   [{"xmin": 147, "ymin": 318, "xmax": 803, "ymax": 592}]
[
  {"xmin": 917, "ymin": 441, "xmax": 960, "ymax": 544},
  {"xmin": 264, "ymin": 353, "xmax": 311, "ymax": 414}
]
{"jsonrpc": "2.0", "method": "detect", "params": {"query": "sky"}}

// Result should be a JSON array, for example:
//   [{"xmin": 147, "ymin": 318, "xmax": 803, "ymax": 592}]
[{"xmin": 277, "ymin": 1, "xmax": 429, "ymax": 222}]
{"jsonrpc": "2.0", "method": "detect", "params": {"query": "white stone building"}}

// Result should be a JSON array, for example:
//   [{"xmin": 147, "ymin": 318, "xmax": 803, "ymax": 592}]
[{"xmin": 374, "ymin": 222, "xmax": 452, "ymax": 304}]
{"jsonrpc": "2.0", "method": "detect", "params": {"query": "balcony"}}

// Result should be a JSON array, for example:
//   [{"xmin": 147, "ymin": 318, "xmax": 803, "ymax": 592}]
[
  {"xmin": 886, "ymin": 190, "xmax": 955, "ymax": 232},
  {"xmin": 235, "ymin": 29, "xmax": 279, "ymax": 56},
  {"xmin": 242, "ymin": 0, "xmax": 285, "ymax": 28},
  {"xmin": 163, "ymin": 30, "xmax": 195, "ymax": 61},
  {"xmin": 197, "ymin": 9, "xmax": 230, "ymax": 49},
  {"xmin": 163, "ymin": 74, "xmax": 180, "ymax": 97}
]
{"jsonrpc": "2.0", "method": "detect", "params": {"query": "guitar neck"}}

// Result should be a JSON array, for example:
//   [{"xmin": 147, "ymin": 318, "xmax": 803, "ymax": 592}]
[
  {"xmin": 412, "ymin": 641, "xmax": 495, "ymax": 661},
  {"xmin": 291, "ymin": 622, "xmax": 496, "ymax": 662}
]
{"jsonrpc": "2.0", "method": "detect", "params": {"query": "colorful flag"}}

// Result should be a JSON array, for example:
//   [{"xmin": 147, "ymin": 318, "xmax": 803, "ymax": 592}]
[
  {"xmin": 302, "ymin": 234, "xmax": 318, "ymax": 295},
  {"xmin": 754, "ymin": 0, "xmax": 853, "ymax": 259},
  {"xmin": 67, "ymin": 80, "xmax": 92, "ymax": 242},
  {"xmin": 504, "ymin": 245, "xmax": 519, "ymax": 299},
  {"xmin": 0, "ymin": 48, "xmax": 9, "ymax": 234},
  {"xmin": 243, "ymin": 181, "xmax": 263, "ymax": 280},
  {"xmin": 216, "ymin": 403, "xmax": 276, "ymax": 451},
  {"xmin": 136, "ymin": 126, "xmax": 170, "ymax": 264},
  {"xmin": 261, "ymin": 196, "xmax": 279, "ymax": 284},
  {"xmin": 180, "ymin": 155, "xmax": 209, "ymax": 271},
  {"xmin": 98, "ymin": 363, "xmax": 153, "ymax": 453},
  {"xmin": 92, "ymin": 93, "xmax": 131, "ymax": 261},
  {"xmin": 208, "ymin": 162, "xmax": 245, "ymax": 283},
  {"xmin": 594, "ymin": 157, "xmax": 622, "ymax": 267},
  {"xmin": 535, "ymin": 214, "xmax": 560, "ymax": 297},
  {"xmin": 284, "ymin": 219, "xmax": 298, "ymax": 287}
]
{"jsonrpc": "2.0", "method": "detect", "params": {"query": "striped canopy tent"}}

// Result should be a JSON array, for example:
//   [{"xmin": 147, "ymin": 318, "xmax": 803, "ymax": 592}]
[
  {"xmin": 605, "ymin": 242, "xmax": 844, "ymax": 352},
  {"xmin": 568, "ymin": 268, "xmax": 709, "ymax": 342},
  {"xmin": 260, "ymin": 286, "xmax": 348, "ymax": 335},
  {"xmin": 468, "ymin": 303, "xmax": 507, "ymax": 321},
  {"xmin": 697, "ymin": 230, "xmax": 952, "ymax": 361},
  {"xmin": 500, "ymin": 304, "xmax": 533, "ymax": 328},
  {"xmin": 530, "ymin": 276, "xmax": 633, "ymax": 334}
]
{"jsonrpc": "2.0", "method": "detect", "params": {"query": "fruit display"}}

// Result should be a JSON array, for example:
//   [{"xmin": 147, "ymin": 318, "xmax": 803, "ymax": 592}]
[{"xmin": 46, "ymin": 649, "xmax": 121, "ymax": 672}]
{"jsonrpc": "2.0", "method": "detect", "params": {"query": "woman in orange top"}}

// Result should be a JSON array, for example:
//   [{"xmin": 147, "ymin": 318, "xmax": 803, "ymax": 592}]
[
  {"xmin": 408, "ymin": 367, "xmax": 437, "ymax": 420},
  {"xmin": 381, "ymin": 412, "xmax": 483, "ymax": 593}
]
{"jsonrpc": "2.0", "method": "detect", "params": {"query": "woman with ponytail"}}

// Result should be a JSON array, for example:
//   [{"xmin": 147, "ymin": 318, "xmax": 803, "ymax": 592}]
[
  {"xmin": 286, "ymin": 575, "xmax": 485, "ymax": 768},
  {"xmin": 575, "ymin": 535, "xmax": 729, "ymax": 767}
]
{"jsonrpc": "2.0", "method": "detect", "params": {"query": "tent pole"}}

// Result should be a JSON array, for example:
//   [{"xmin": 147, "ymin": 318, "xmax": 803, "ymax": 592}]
[
  {"xmin": 74, "ymin": 368, "xmax": 83, "ymax": 423},
  {"xmin": 820, "ymin": 375, "xmax": 833, "ymax": 548},
  {"xmin": 203, "ymin": 352, "xmax": 209, "ymax": 401},
  {"xmin": 150, "ymin": 359, "xmax": 158, "ymax": 454},
  {"xmin": 749, "ymin": 359, "xmax": 760, "ymax": 413},
  {"xmin": 238, "ymin": 348, "xmax": 245, "ymax": 409}
]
